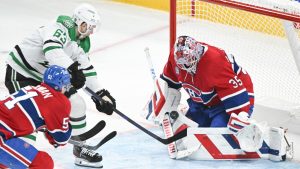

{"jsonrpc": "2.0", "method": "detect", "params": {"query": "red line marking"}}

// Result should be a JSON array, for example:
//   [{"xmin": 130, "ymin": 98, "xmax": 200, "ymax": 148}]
[{"xmin": 90, "ymin": 25, "xmax": 168, "ymax": 54}]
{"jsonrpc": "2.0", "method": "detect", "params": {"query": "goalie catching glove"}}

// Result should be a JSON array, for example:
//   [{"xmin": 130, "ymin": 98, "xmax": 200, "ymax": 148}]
[
  {"xmin": 92, "ymin": 89, "xmax": 116, "ymax": 115},
  {"xmin": 227, "ymin": 111, "xmax": 264, "ymax": 152}
]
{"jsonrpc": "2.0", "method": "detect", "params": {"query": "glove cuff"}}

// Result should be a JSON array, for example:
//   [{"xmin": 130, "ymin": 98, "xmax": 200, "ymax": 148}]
[{"xmin": 96, "ymin": 89, "xmax": 110, "ymax": 97}]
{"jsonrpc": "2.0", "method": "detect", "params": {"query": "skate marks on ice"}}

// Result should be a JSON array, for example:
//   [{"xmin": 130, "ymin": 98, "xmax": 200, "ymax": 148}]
[{"xmin": 52, "ymin": 128, "xmax": 300, "ymax": 169}]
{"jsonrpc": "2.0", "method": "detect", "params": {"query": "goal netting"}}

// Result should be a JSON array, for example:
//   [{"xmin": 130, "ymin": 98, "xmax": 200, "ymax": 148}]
[{"xmin": 171, "ymin": 0, "xmax": 300, "ymax": 130}]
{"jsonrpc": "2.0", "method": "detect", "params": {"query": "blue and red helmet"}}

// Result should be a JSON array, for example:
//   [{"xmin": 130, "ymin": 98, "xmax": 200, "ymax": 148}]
[{"xmin": 43, "ymin": 65, "xmax": 71, "ymax": 91}]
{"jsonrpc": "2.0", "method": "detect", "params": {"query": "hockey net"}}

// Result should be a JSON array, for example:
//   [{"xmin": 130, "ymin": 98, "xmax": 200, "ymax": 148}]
[{"xmin": 171, "ymin": 0, "xmax": 300, "ymax": 130}]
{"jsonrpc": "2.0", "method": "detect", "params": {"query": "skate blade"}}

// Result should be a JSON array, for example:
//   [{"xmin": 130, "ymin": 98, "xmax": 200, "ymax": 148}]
[{"xmin": 75, "ymin": 158, "xmax": 103, "ymax": 168}]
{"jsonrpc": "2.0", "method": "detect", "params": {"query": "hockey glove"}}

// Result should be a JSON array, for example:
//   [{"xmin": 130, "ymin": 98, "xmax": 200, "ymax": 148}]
[
  {"xmin": 67, "ymin": 61, "xmax": 86, "ymax": 90},
  {"xmin": 64, "ymin": 86, "xmax": 77, "ymax": 98},
  {"xmin": 92, "ymin": 89, "xmax": 116, "ymax": 115},
  {"xmin": 44, "ymin": 132, "xmax": 59, "ymax": 148}
]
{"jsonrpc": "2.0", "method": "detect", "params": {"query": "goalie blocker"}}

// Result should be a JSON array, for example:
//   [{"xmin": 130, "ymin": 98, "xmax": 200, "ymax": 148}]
[{"xmin": 142, "ymin": 78, "xmax": 293, "ymax": 161}]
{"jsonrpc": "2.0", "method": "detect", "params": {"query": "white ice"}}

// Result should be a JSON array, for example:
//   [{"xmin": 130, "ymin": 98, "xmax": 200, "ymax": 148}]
[{"xmin": 0, "ymin": 0, "xmax": 300, "ymax": 168}]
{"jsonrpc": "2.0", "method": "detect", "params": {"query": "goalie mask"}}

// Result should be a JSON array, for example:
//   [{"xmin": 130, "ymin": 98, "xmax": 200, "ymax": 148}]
[
  {"xmin": 174, "ymin": 36, "xmax": 204, "ymax": 74},
  {"xmin": 73, "ymin": 3, "xmax": 100, "ymax": 38}
]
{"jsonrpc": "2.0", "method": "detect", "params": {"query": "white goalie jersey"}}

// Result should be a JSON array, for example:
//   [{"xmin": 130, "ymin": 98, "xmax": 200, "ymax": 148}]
[{"xmin": 6, "ymin": 15, "xmax": 101, "ymax": 92}]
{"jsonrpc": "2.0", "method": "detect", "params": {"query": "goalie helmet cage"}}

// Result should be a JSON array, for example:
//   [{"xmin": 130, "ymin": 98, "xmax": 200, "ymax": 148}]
[{"xmin": 170, "ymin": 0, "xmax": 300, "ymax": 130}]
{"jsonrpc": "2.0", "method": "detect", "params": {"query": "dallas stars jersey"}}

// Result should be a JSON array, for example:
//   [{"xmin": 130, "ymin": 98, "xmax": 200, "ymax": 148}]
[
  {"xmin": 6, "ymin": 15, "xmax": 101, "ymax": 91},
  {"xmin": 0, "ymin": 83, "xmax": 71, "ymax": 145},
  {"xmin": 162, "ymin": 42, "xmax": 254, "ymax": 115}
]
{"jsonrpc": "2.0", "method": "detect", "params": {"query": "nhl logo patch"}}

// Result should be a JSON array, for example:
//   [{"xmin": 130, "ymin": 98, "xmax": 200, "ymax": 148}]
[
  {"xmin": 63, "ymin": 20, "xmax": 75, "ymax": 29},
  {"xmin": 24, "ymin": 142, "xmax": 30, "ymax": 149}
]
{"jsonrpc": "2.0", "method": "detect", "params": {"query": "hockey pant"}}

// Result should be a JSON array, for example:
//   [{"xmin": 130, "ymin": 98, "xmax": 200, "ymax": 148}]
[{"xmin": 0, "ymin": 137, "xmax": 53, "ymax": 169}]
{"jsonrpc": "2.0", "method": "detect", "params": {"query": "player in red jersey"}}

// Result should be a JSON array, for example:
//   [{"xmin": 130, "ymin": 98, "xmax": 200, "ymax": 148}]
[
  {"xmin": 0, "ymin": 65, "xmax": 72, "ymax": 169},
  {"xmin": 158, "ymin": 35, "xmax": 254, "ymax": 131},
  {"xmin": 146, "ymin": 36, "xmax": 292, "ymax": 159}
]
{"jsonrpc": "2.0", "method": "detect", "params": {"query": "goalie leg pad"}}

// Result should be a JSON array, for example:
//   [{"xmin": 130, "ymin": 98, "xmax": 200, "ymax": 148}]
[
  {"xmin": 161, "ymin": 113, "xmax": 178, "ymax": 159},
  {"xmin": 171, "ymin": 111, "xmax": 200, "ymax": 159}
]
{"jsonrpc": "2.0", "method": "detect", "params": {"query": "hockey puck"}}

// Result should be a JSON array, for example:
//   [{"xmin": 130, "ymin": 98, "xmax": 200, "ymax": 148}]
[{"xmin": 170, "ymin": 111, "xmax": 179, "ymax": 120}]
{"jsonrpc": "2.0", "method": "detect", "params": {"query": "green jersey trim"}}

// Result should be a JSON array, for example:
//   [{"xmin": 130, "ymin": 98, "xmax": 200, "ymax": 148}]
[
  {"xmin": 56, "ymin": 15, "xmax": 76, "ymax": 41},
  {"xmin": 71, "ymin": 122, "xmax": 87, "ymax": 129},
  {"xmin": 43, "ymin": 46, "xmax": 62, "ymax": 54},
  {"xmin": 79, "ymin": 37, "xmax": 91, "ymax": 53},
  {"xmin": 22, "ymin": 134, "xmax": 37, "ymax": 141},
  {"xmin": 84, "ymin": 72, "xmax": 97, "ymax": 77},
  {"xmin": 9, "ymin": 52, "xmax": 43, "ymax": 81}
]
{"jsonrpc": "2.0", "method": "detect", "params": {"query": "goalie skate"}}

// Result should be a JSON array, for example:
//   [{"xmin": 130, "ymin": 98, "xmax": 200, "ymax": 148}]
[
  {"xmin": 269, "ymin": 127, "xmax": 294, "ymax": 161},
  {"xmin": 73, "ymin": 145, "xmax": 103, "ymax": 168}
]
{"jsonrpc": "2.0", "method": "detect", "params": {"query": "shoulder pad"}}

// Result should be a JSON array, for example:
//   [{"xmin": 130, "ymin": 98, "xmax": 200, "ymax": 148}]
[{"xmin": 56, "ymin": 15, "xmax": 75, "ymax": 29}]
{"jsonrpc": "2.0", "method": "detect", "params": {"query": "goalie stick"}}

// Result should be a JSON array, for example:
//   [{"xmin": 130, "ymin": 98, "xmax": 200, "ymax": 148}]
[
  {"xmin": 84, "ymin": 86, "xmax": 187, "ymax": 145},
  {"xmin": 144, "ymin": 47, "xmax": 178, "ymax": 158}
]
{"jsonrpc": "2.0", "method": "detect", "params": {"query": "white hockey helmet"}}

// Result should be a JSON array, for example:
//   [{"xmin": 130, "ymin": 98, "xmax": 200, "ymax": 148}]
[
  {"xmin": 73, "ymin": 3, "xmax": 100, "ymax": 36},
  {"xmin": 174, "ymin": 36, "xmax": 204, "ymax": 74}
]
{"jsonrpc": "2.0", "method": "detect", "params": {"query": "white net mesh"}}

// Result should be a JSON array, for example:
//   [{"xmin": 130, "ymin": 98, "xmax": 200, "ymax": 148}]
[{"xmin": 176, "ymin": 0, "xmax": 300, "ymax": 107}]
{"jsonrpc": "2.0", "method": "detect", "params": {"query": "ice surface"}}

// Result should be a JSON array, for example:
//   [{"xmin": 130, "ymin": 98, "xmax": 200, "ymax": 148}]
[{"xmin": 0, "ymin": 0, "xmax": 300, "ymax": 168}]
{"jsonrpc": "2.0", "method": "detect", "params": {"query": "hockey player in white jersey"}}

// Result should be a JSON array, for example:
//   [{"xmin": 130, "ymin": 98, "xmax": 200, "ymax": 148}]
[{"xmin": 4, "ymin": 3, "xmax": 116, "ymax": 168}]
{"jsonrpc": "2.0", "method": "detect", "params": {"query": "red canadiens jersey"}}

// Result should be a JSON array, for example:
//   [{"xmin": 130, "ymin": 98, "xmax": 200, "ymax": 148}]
[
  {"xmin": 162, "ymin": 42, "xmax": 254, "ymax": 114},
  {"xmin": 0, "ymin": 83, "xmax": 71, "ymax": 145}
]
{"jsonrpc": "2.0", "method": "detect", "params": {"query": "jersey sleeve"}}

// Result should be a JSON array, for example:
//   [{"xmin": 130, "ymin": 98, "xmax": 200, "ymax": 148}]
[
  {"xmin": 213, "ymin": 53, "xmax": 253, "ymax": 115},
  {"xmin": 43, "ymin": 96, "xmax": 72, "ymax": 145},
  {"xmin": 75, "ymin": 52, "xmax": 103, "ymax": 92},
  {"xmin": 161, "ymin": 51, "xmax": 182, "ymax": 89},
  {"xmin": 42, "ymin": 23, "xmax": 73, "ymax": 68}
]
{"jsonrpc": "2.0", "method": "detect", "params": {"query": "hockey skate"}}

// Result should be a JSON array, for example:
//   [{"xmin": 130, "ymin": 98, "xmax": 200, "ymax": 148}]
[
  {"xmin": 266, "ymin": 127, "xmax": 294, "ymax": 161},
  {"xmin": 73, "ymin": 145, "xmax": 103, "ymax": 168},
  {"xmin": 280, "ymin": 128, "xmax": 294, "ymax": 161}
]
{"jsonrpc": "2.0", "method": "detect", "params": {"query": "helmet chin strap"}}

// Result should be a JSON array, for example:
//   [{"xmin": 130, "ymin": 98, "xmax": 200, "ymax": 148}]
[{"xmin": 77, "ymin": 27, "xmax": 90, "ymax": 39}]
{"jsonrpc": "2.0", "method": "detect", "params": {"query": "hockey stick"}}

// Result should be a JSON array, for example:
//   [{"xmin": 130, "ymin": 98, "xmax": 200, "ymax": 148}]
[
  {"xmin": 40, "ymin": 121, "xmax": 106, "ymax": 147},
  {"xmin": 69, "ymin": 131, "xmax": 117, "ymax": 150},
  {"xmin": 84, "ymin": 86, "xmax": 187, "ymax": 145},
  {"xmin": 144, "ymin": 47, "xmax": 178, "ymax": 158},
  {"xmin": 70, "ymin": 120, "xmax": 106, "ymax": 142},
  {"xmin": 85, "ymin": 131, "xmax": 117, "ymax": 150}
]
